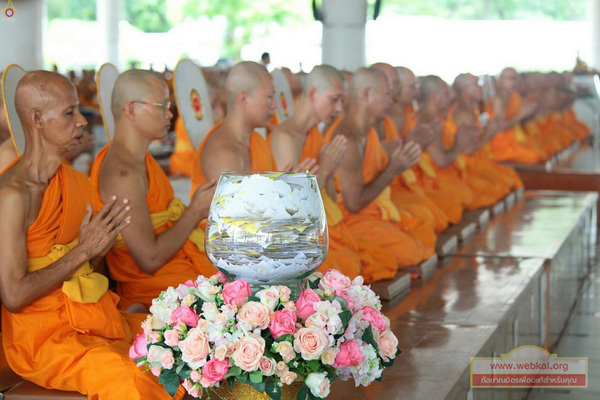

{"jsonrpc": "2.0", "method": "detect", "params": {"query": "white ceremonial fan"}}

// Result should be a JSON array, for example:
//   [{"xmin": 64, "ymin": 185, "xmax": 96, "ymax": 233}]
[
  {"xmin": 271, "ymin": 68, "xmax": 295, "ymax": 123},
  {"xmin": 1, "ymin": 64, "xmax": 26, "ymax": 155},
  {"xmin": 96, "ymin": 63, "xmax": 119, "ymax": 142},
  {"xmin": 173, "ymin": 59, "xmax": 214, "ymax": 150}
]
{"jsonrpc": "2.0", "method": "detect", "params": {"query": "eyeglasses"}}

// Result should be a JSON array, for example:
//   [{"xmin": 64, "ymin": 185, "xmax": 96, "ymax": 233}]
[{"xmin": 131, "ymin": 100, "xmax": 171, "ymax": 112}]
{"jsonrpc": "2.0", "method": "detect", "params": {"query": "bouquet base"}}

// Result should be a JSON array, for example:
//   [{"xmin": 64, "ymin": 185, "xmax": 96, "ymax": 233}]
[{"xmin": 211, "ymin": 381, "xmax": 303, "ymax": 400}]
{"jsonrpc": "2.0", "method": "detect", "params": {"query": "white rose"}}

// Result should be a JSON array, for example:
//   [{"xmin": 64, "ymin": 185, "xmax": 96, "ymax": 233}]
[
  {"xmin": 195, "ymin": 281, "xmax": 216, "ymax": 302},
  {"xmin": 305, "ymin": 372, "xmax": 331, "ymax": 398},
  {"xmin": 256, "ymin": 287, "xmax": 280, "ymax": 311},
  {"xmin": 202, "ymin": 302, "xmax": 220, "ymax": 322}
]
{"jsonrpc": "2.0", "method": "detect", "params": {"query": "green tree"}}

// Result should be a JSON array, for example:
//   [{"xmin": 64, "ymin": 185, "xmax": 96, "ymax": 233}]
[
  {"xmin": 47, "ymin": 0, "xmax": 96, "ymax": 20},
  {"xmin": 124, "ymin": 0, "xmax": 171, "ymax": 33}
]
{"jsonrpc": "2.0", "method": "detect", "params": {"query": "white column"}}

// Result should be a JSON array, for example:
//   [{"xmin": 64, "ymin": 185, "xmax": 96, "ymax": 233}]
[
  {"xmin": 97, "ymin": 0, "xmax": 121, "ymax": 67},
  {"xmin": 322, "ymin": 0, "xmax": 367, "ymax": 72},
  {"xmin": 591, "ymin": 0, "xmax": 600, "ymax": 70},
  {"xmin": 0, "ymin": 0, "xmax": 45, "ymax": 71}
]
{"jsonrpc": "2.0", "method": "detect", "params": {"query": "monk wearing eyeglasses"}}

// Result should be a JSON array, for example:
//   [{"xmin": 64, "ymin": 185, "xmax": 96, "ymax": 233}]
[{"xmin": 90, "ymin": 69, "xmax": 217, "ymax": 310}]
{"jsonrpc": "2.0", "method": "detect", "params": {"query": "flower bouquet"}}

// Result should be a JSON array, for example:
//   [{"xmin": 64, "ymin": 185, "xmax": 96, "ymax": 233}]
[{"xmin": 129, "ymin": 269, "xmax": 401, "ymax": 399}]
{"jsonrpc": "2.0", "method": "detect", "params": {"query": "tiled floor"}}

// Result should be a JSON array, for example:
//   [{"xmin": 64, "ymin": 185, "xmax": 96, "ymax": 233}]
[{"xmin": 531, "ymin": 261, "xmax": 600, "ymax": 399}]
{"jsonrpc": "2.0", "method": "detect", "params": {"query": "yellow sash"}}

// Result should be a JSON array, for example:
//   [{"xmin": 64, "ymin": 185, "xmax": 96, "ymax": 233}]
[
  {"xmin": 28, "ymin": 239, "xmax": 108, "ymax": 304},
  {"xmin": 514, "ymin": 124, "xmax": 527, "ymax": 143},
  {"xmin": 418, "ymin": 155, "xmax": 437, "ymax": 178},
  {"xmin": 113, "ymin": 198, "xmax": 205, "ymax": 251},
  {"xmin": 456, "ymin": 154, "xmax": 467, "ymax": 170},
  {"xmin": 402, "ymin": 169, "xmax": 417, "ymax": 184},
  {"xmin": 374, "ymin": 186, "xmax": 401, "ymax": 222}
]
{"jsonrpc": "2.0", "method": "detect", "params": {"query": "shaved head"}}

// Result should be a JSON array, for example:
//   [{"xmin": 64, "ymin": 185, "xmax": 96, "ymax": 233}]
[
  {"xmin": 371, "ymin": 62, "xmax": 400, "ymax": 100},
  {"xmin": 303, "ymin": 65, "xmax": 344, "ymax": 97},
  {"xmin": 349, "ymin": 67, "xmax": 387, "ymax": 99},
  {"xmin": 15, "ymin": 71, "xmax": 76, "ymax": 127},
  {"xmin": 226, "ymin": 61, "xmax": 270, "ymax": 108},
  {"xmin": 418, "ymin": 75, "xmax": 446, "ymax": 103},
  {"xmin": 111, "ymin": 69, "xmax": 165, "ymax": 119},
  {"xmin": 500, "ymin": 67, "xmax": 517, "ymax": 79},
  {"xmin": 452, "ymin": 73, "xmax": 477, "ymax": 94},
  {"xmin": 396, "ymin": 66, "xmax": 415, "ymax": 84}
]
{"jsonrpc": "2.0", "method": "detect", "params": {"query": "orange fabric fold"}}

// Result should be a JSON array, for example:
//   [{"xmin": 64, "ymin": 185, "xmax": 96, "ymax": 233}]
[
  {"xmin": 169, "ymin": 116, "xmax": 195, "ymax": 177},
  {"xmin": 1, "ymin": 162, "xmax": 178, "ymax": 399},
  {"xmin": 91, "ymin": 146, "xmax": 217, "ymax": 309}
]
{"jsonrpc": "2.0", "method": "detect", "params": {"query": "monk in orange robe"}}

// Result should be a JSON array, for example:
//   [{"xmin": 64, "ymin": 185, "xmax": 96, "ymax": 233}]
[
  {"xmin": 416, "ymin": 76, "xmax": 477, "ymax": 211},
  {"xmin": 371, "ymin": 63, "xmax": 439, "ymax": 257},
  {"xmin": 90, "ymin": 69, "xmax": 217, "ymax": 310},
  {"xmin": 270, "ymin": 64, "xmax": 394, "ymax": 281},
  {"xmin": 325, "ymin": 67, "xmax": 425, "ymax": 273},
  {"xmin": 488, "ymin": 68, "xmax": 545, "ymax": 164},
  {"xmin": 0, "ymin": 71, "xmax": 181, "ymax": 399},
  {"xmin": 451, "ymin": 73, "xmax": 521, "ymax": 194}
]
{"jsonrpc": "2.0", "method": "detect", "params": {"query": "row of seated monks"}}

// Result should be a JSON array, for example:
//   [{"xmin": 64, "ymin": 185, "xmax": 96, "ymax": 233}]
[{"xmin": 0, "ymin": 60, "xmax": 590, "ymax": 398}]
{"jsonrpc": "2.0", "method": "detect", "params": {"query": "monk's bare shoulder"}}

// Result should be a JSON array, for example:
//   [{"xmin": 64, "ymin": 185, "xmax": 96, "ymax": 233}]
[
  {"xmin": 0, "ymin": 181, "xmax": 28, "ymax": 231},
  {"xmin": 99, "ymin": 152, "xmax": 146, "ymax": 202}
]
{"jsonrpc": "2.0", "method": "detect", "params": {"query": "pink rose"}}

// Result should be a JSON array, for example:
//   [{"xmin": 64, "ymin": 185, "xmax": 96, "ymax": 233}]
[
  {"xmin": 320, "ymin": 269, "xmax": 352, "ymax": 293},
  {"xmin": 190, "ymin": 370, "xmax": 202, "ymax": 382},
  {"xmin": 188, "ymin": 385, "xmax": 200, "ymax": 398},
  {"xmin": 269, "ymin": 309, "xmax": 297, "ymax": 339},
  {"xmin": 170, "ymin": 306, "xmax": 200, "ymax": 327},
  {"xmin": 259, "ymin": 357, "xmax": 276, "ymax": 376},
  {"xmin": 184, "ymin": 279, "xmax": 198, "ymax": 288},
  {"xmin": 334, "ymin": 290, "xmax": 354, "ymax": 310},
  {"xmin": 333, "ymin": 339, "xmax": 363, "ymax": 368},
  {"xmin": 151, "ymin": 367, "xmax": 162, "ymax": 377},
  {"xmin": 222, "ymin": 279, "xmax": 252, "ymax": 306},
  {"xmin": 212, "ymin": 271, "xmax": 228, "ymax": 284},
  {"xmin": 202, "ymin": 358, "xmax": 230, "ymax": 384},
  {"xmin": 293, "ymin": 328, "xmax": 328, "ymax": 360},
  {"xmin": 295, "ymin": 289, "xmax": 321, "ymax": 321},
  {"xmin": 179, "ymin": 328, "xmax": 210, "ymax": 369},
  {"xmin": 237, "ymin": 301, "xmax": 270, "ymax": 330},
  {"xmin": 163, "ymin": 329, "xmax": 180, "ymax": 347},
  {"xmin": 377, "ymin": 330, "xmax": 399, "ymax": 362},
  {"xmin": 160, "ymin": 349, "xmax": 175, "ymax": 369},
  {"xmin": 281, "ymin": 371, "xmax": 298, "ymax": 385},
  {"xmin": 361, "ymin": 306, "xmax": 387, "ymax": 332},
  {"xmin": 276, "ymin": 341, "xmax": 295, "ymax": 363},
  {"xmin": 232, "ymin": 334, "xmax": 265, "ymax": 372},
  {"xmin": 129, "ymin": 333, "xmax": 148, "ymax": 360}
]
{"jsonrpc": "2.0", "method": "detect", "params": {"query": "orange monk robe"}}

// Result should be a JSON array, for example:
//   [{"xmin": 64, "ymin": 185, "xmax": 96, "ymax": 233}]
[
  {"xmin": 488, "ymin": 93, "xmax": 545, "ymax": 164},
  {"xmin": 564, "ymin": 108, "xmax": 590, "ymax": 139},
  {"xmin": 326, "ymin": 119, "xmax": 425, "ymax": 270},
  {"xmin": 380, "ymin": 117, "xmax": 440, "ymax": 256},
  {"xmin": 533, "ymin": 114, "xmax": 569, "ymax": 156},
  {"xmin": 91, "ymin": 146, "xmax": 217, "ymax": 310},
  {"xmin": 292, "ymin": 127, "xmax": 396, "ymax": 282},
  {"xmin": 470, "ymin": 109, "xmax": 523, "ymax": 191},
  {"xmin": 1, "ymin": 159, "xmax": 182, "ymax": 399},
  {"xmin": 399, "ymin": 105, "xmax": 417, "ymax": 137},
  {"xmin": 169, "ymin": 116, "xmax": 195, "ymax": 177},
  {"xmin": 441, "ymin": 109, "xmax": 498, "ymax": 210}
]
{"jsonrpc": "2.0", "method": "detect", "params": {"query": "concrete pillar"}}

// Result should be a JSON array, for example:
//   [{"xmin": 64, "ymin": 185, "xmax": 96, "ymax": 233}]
[
  {"xmin": 97, "ymin": 0, "xmax": 121, "ymax": 67},
  {"xmin": 0, "ymin": 0, "xmax": 45, "ymax": 71},
  {"xmin": 591, "ymin": 0, "xmax": 600, "ymax": 70},
  {"xmin": 322, "ymin": 0, "xmax": 367, "ymax": 72}
]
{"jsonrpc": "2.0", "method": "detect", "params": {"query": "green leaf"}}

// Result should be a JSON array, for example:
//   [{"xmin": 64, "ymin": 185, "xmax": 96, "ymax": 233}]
[
  {"xmin": 133, "ymin": 356, "xmax": 147, "ymax": 365},
  {"xmin": 248, "ymin": 296, "xmax": 260, "ymax": 302},
  {"xmin": 275, "ymin": 333, "xmax": 294, "ymax": 343},
  {"xmin": 307, "ymin": 359, "xmax": 320, "ymax": 372},
  {"xmin": 363, "ymin": 326, "xmax": 379, "ymax": 351},
  {"xmin": 296, "ymin": 383, "xmax": 309, "ymax": 400},
  {"xmin": 250, "ymin": 370, "xmax": 263, "ymax": 384},
  {"xmin": 224, "ymin": 366, "xmax": 242, "ymax": 378},
  {"xmin": 375, "ymin": 375, "xmax": 383, "ymax": 383},
  {"xmin": 238, "ymin": 372, "xmax": 248, "ymax": 383},
  {"xmin": 338, "ymin": 310, "xmax": 352, "ymax": 331},
  {"xmin": 330, "ymin": 295, "xmax": 348, "ymax": 310},
  {"xmin": 307, "ymin": 279, "xmax": 319, "ymax": 290},
  {"xmin": 158, "ymin": 369, "xmax": 181, "ymax": 397}
]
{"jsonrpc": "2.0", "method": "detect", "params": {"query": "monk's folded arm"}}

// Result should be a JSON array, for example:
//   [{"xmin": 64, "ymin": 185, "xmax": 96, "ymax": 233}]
[
  {"xmin": 337, "ymin": 143, "xmax": 395, "ymax": 213},
  {"xmin": 427, "ymin": 137, "xmax": 461, "ymax": 168},
  {"xmin": 0, "ymin": 192, "xmax": 90, "ymax": 312},
  {"xmin": 101, "ymin": 166, "xmax": 201, "ymax": 274},
  {"xmin": 270, "ymin": 132, "xmax": 300, "ymax": 172}
]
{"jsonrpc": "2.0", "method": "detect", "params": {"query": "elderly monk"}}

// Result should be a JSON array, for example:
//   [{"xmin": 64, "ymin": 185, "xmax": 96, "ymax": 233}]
[
  {"xmin": 488, "ymin": 67, "xmax": 543, "ymax": 164},
  {"xmin": 90, "ymin": 69, "xmax": 217, "ymax": 310},
  {"xmin": 0, "ymin": 71, "xmax": 181, "ymax": 399},
  {"xmin": 326, "ymin": 67, "xmax": 425, "ymax": 274},
  {"xmin": 451, "ymin": 73, "xmax": 521, "ymax": 195},
  {"xmin": 270, "ymin": 65, "xmax": 394, "ymax": 281},
  {"xmin": 191, "ymin": 61, "xmax": 314, "ymax": 192}
]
